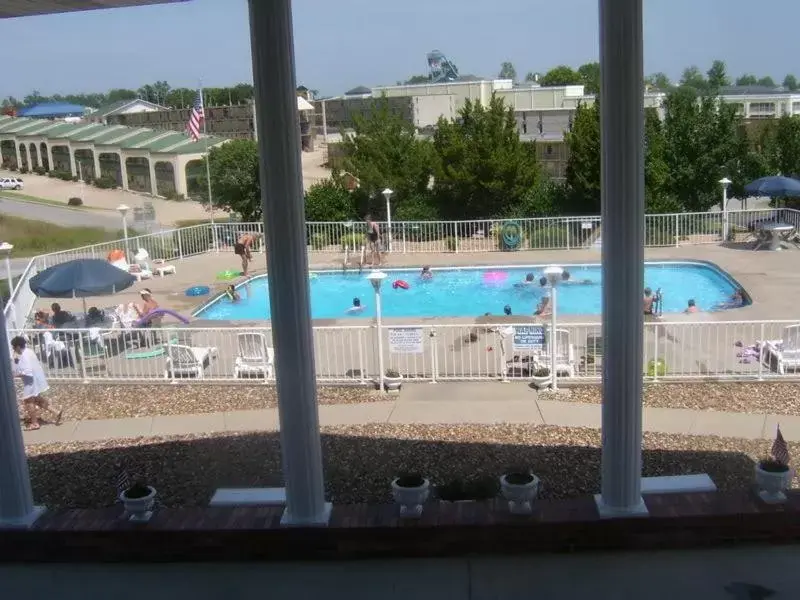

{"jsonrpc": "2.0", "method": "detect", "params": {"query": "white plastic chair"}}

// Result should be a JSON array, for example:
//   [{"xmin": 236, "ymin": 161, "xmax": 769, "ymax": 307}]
[
  {"xmin": 164, "ymin": 344, "xmax": 218, "ymax": 379},
  {"xmin": 763, "ymin": 324, "xmax": 800, "ymax": 374},
  {"xmin": 535, "ymin": 328, "xmax": 576, "ymax": 377},
  {"xmin": 234, "ymin": 332, "xmax": 274, "ymax": 379}
]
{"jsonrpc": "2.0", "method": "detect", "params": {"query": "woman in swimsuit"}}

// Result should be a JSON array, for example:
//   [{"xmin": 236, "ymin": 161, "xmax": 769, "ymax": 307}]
[{"xmin": 365, "ymin": 215, "xmax": 381, "ymax": 267}]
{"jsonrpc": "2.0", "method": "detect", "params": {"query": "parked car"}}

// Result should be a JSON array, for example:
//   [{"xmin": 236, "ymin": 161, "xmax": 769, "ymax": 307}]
[{"xmin": 0, "ymin": 177, "xmax": 23, "ymax": 190}]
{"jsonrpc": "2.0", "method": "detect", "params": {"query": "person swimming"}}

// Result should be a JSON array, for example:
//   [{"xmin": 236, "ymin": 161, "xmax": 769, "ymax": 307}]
[
  {"xmin": 685, "ymin": 298, "xmax": 699, "ymax": 313},
  {"xmin": 714, "ymin": 288, "xmax": 745, "ymax": 310},
  {"xmin": 421, "ymin": 266, "xmax": 433, "ymax": 280},
  {"xmin": 561, "ymin": 271, "xmax": 593, "ymax": 285},
  {"xmin": 346, "ymin": 297, "xmax": 365, "ymax": 314},
  {"xmin": 514, "ymin": 273, "xmax": 536, "ymax": 289},
  {"xmin": 503, "ymin": 305, "xmax": 512, "ymax": 316},
  {"xmin": 225, "ymin": 284, "xmax": 241, "ymax": 302}
]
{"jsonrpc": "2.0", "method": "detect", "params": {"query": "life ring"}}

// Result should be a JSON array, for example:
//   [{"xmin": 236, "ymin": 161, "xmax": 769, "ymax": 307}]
[
  {"xmin": 185, "ymin": 285, "xmax": 210, "ymax": 297},
  {"xmin": 501, "ymin": 221, "xmax": 522, "ymax": 250},
  {"xmin": 392, "ymin": 279, "xmax": 410, "ymax": 290},
  {"xmin": 216, "ymin": 270, "xmax": 240, "ymax": 281},
  {"xmin": 483, "ymin": 271, "xmax": 507, "ymax": 283},
  {"xmin": 107, "ymin": 248, "xmax": 125, "ymax": 262}
]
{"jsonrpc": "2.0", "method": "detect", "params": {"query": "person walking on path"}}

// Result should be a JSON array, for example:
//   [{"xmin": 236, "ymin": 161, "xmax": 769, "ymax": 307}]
[{"xmin": 11, "ymin": 335, "xmax": 62, "ymax": 431}]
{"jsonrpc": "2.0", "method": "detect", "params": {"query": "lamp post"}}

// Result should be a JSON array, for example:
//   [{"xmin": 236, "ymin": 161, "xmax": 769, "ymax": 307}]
[
  {"xmin": 719, "ymin": 177, "xmax": 732, "ymax": 243},
  {"xmin": 382, "ymin": 188, "xmax": 393, "ymax": 253},
  {"xmin": 367, "ymin": 270, "xmax": 387, "ymax": 390},
  {"xmin": 543, "ymin": 265, "xmax": 563, "ymax": 391},
  {"xmin": 117, "ymin": 204, "xmax": 130, "ymax": 260}
]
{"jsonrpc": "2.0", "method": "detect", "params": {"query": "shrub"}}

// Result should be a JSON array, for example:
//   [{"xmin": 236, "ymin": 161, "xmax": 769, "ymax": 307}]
[
  {"xmin": 309, "ymin": 232, "xmax": 329, "ymax": 250},
  {"xmin": 19, "ymin": 167, "xmax": 28, "ymax": 174},
  {"xmin": 46, "ymin": 170, "xmax": 55, "ymax": 177},
  {"xmin": 67, "ymin": 197, "xmax": 83, "ymax": 207},
  {"xmin": 56, "ymin": 171, "xmax": 72, "ymax": 181},
  {"xmin": 304, "ymin": 179, "xmax": 357, "ymax": 222},
  {"xmin": 33, "ymin": 166, "xmax": 46, "ymax": 176},
  {"xmin": 646, "ymin": 358, "xmax": 667, "ymax": 377},
  {"xmin": 445, "ymin": 236, "xmax": 457, "ymax": 252},
  {"xmin": 72, "ymin": 175, "xmax": 79, "ymax": 182},
  {"xmin": 527, "ymin": 225, "xmax": 567, "ymax": 249},
  {"xmin": 93, "ymin": 176, "xmax": 117, "ymax": 189},
  {"xmin": 340, "ymin": 232, "xmax": 364, "ymax": 250}
]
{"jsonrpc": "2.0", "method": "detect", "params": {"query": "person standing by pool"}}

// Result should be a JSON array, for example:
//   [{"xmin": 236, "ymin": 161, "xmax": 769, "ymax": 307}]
[
  {"xmin": 365, "ymin": 215, "xmax": 381, "ymax": 267},
  {"xmin": 234, "ymin": 232, "xmax": 259, "ymax": 276},
  {"xmin": 11, "ymin": 335, "xmax": 62, "ymax": 431}
]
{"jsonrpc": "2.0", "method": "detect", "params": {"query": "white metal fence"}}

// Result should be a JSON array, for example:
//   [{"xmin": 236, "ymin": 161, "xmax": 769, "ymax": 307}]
[
  {"xmin": 4, "ymin": 206, "xmax": 797, "ymax": 334},
  {"xmin": 11, "ymin": 319, "xmax": 800, "ymax": 385}
]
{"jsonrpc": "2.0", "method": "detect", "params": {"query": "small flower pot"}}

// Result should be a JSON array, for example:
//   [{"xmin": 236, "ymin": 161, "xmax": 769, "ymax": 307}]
[
  {"xmin": 530, "ymin": 374, "xmax": 552, "ymax": 389},
  {"xmin": 755, "ymin": 462, "xmax": 792, "ymax": 504},
  {"xmin": 383, "ymin": 375, "xmax": 403, "ymax": 392},
  {"xmin": 500, "ymin": 473, "xmax": 540, "ymax": 515},
  {"xmin": 120, "ymin": 485, "xmax": 157, "ymax": 522},
  {"xmin": 391, "ymin": 476, "xmax": 430, "ymax": 518}
]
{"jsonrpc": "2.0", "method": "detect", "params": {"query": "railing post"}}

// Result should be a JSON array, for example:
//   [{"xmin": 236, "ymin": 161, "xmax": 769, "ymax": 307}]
[
  {"xmin": 78, "ymin": 332, "xmax": 88, "ymax": 383},
  {"xmin": 674, "ymin": 214, "xmax": 679, "ymax": 247},
  {"xmin": 177, "ymin": 229, "xmax": 184, "ymax": 260},
  {"xmin": 167, "ymin": 335, "xmax": 176, "ymax": 384},
  {"xmin": 402, "ymin": 224, "xmax": 407, "ymax": 254},
  {"xmin": 566, "ymin": 220, "xmax": 571, "ymax": 250},
  {"xmin": 429, "ymin": 328, "xmax": 438, "ymax": 384},
  {"xmin": 758, "ymin": 322, "xmax": 765, "ymax": 381},
  {"xmin": 358, "ymin": 328, "xmax": 366, "ymax": 384},
  {"xmin": 651, "ymin": 323, "xmax": 658, "ymax": 382}
]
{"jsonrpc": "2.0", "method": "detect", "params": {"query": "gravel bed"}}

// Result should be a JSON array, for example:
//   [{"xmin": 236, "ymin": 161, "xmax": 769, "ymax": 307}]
[
  {"xmin": 27, "ymin": 424, "xmax": 789, "ymax": 509},
  {"xmin": 28, "ymin": 384, "xmax": 386, "ymax": 422},
  {"xmin": 567, "ymin": 383, "xmax": 800, "ymax": 415}
]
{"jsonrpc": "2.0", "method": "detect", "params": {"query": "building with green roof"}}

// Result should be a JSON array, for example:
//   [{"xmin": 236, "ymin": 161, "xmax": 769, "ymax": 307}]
[{"xmin": 0, "ymin": 117, "xmax": 224, "ymax": 198}]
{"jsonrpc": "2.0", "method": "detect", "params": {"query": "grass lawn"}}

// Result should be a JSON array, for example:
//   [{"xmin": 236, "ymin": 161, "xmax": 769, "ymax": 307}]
[
  {"xmin": 0, "ymin": 214, "xmax": 123, "ymax": 257},
  {"xmin": 1, "ymin": 191, "xmax": 109, "ymax": 211}
]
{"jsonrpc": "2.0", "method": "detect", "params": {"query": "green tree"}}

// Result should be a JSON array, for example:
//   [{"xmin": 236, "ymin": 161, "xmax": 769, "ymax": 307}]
[
  {"xmin": 783, "ymin": 74, "xmax": 798, "ymax": 91},
  {"xmin": 524, "ymin": 72, "xmax": 539, "ymax": 82},
  {"xmin": 735, "ymin": 74, "xmax": 758, "ymax": 86},
  {"xmin": 645, "ymin": 72, "xmax": 672, "ymax": 89},
  {"xmin": 432, "ymin": 95, "xmax": 540, "ymax": 218},
  {"xmin": 304, "ymin": 179, "xmax": 357, "ymax": 222},
  {"xmin": 643, "ymin": 107, "xmax": 676, "ymax": 212},
  {"xmin": 540, "ymin": 65, "xmax": 582, "ymax": 87},
  {"xmin": 341, "ymin": 97, "xmax": 433, "ymax": 217},
  {"xmin": 564, "ymin": 102, "xmax": 601, "ymax": 213},
  {"xmin": 679, "ymin": 65, "xmax": 707, "ymax": 92},
  {"xmin": 578, "ymin": 62, "xmax": 600, "ymax": 94},
  {"xmin": 499, "ymin": 61, "xmax": 517, "ymax": 80},
  {"xmin": 404, "ymin": 74, "xmax": 430, "ymax": 84},
  {"xmin": 662, "ymin": 87, "xmax": 744, "ymax": 212},
  {"xmin": 106, "ymin": 88, "xmax": 138, "ymax": 103},
  {"xmin": 764, "ymin": 115, "xmax": 800, "ymax": 177},
  {"xmin": 706, "ymin": 60, "xmax": 731, "ymax": 90},
  {"xmin": 757, "ymin": 76, "xmax": 776, "ymax": 87},
  {"xmin": 205, "ymin": 139, "xmax": 261, "ymax": 220}
]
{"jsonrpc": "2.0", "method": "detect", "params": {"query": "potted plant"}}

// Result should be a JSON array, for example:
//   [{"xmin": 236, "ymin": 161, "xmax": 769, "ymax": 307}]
[
  {"xmin": 500, "ymin": 468, "xmax": 540, "ymax": 515},
  {"xmin": 531, "ymin": 366, "xmax": 552, "ymax": 389},
  {"xmin": 119, "ymin": 480, "xmax": 157, "ymax": 521},
  {"xmin": 391, "ymin": 473, "xmax": 430, "ymax": 518},
  {"xmin": 383, "ymin": 368, "xmax": 402, "ymax": 391},
  {"xmin": 755, "ymin": 427, "xmax": 793, "ymax": 504}
]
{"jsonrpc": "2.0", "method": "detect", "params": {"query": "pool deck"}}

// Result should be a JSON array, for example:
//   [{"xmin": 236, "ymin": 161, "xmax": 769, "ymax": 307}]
[{"xmin": 34, "ymin": 242, "xmax": 800, "ymax": 324}]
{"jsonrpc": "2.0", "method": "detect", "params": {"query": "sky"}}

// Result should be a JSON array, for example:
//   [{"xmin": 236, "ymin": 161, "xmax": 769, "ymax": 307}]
[{"xmin": 1, "ymin": 0, "xmax": 798, "ymax": 99}]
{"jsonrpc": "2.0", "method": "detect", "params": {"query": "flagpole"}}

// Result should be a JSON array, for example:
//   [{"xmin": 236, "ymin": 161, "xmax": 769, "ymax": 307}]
[{"xmin": 200, "ymin": 82, "xmax": 218, "ymax": 251}]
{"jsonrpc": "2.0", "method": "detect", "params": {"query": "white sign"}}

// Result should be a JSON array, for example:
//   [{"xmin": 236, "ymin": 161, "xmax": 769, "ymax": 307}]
[
  {"xmin": 581, "ymin": 221, "xmax": 593, "ymax": 230},
  {"xmin": 388, "ymin": 327, "xmax": 424, "ymax": 354}
]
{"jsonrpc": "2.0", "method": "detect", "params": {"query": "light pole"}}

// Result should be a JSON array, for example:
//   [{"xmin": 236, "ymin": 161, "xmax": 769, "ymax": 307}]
[
  {"xmin": 382, "ymin": 188, "xmax": 393, "ymax": 253},
  {"xmin": 117, "ymin": 204, "xmax": 130, "ymax": 261},
  {"xmin": 543, "ymin": 265, "xmax": 563, "ymax": 391},
  {"xmin": 367, "ymin": 270, "xmax": 387, "ymax": 390},
  {"xmin": 0, "ymin": 243, "xmax": 13, "ymax": 308},
  {"xmin": 719, "ymin": 177, "xmax": 732, "ymax": 243}
]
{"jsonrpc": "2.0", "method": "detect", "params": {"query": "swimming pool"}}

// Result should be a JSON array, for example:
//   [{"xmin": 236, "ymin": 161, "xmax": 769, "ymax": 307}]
[{"xmin": 194, "ymin": 261, "xmax": 745, "ymax": 320}]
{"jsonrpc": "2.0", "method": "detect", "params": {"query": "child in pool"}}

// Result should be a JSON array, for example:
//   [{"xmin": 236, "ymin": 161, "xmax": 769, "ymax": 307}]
[
  {"xmin": 346, "ymin": 297, "xmax": 365, "ymax": 314},
  {"xmin": 421, "ymin": 266, "xmax": 433, "ymax": 280},
  {"xmin": 226, "ymin": 285, "xmax": 241, "ymax": 302}
]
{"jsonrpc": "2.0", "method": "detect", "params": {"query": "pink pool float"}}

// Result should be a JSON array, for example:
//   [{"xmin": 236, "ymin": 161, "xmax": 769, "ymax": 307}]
[{"xmin": 483, "ymin": 271, "xmax": 508, "ymax": 284}]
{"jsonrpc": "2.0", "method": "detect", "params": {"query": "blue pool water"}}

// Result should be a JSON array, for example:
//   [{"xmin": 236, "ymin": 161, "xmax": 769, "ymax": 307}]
[{"xmin": 195, "ymin": 262, "xmax": 744, "ymax": 320}]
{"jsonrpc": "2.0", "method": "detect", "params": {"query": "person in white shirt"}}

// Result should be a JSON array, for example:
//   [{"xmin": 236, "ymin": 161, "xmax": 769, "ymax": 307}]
[{"xmin": 11, "ymin": 336, "xmax": 62, "ymax": 431}]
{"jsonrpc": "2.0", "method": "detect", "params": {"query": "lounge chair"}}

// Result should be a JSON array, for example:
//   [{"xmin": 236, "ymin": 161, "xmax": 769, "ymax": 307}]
[
  {"xmin": 110, "ymin": 257, "xmax": 152, "ymax": 281},
  {"xmin": 534, "ymin": 328, "xmax": 576, "ymax": 377},
  {"xmin": 164, "ymin": 344, "xmax": 218, "ymax": 379},
  {"xmin": 762, "ymin": 324, "xmax": 800, "ymax": 375},
  {"xmin": 234, "ymin": 332, "xmax": 275, "ymax": 379}
]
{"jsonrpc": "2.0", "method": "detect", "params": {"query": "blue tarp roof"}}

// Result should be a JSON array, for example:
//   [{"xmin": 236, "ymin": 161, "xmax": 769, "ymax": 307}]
[{"xmin": 17, "ymin": 102, "xmax": 86, "ymax": 118}]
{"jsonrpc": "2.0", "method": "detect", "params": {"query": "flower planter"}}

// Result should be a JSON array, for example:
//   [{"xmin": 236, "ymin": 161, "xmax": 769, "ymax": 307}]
[
  {"xmin": 755, "ymin": 462, "xmax": 792, "ymax": 504},
  {"xmin": 500, "ymin": 473, "xmax": 540, "ymax": 515},
  {"xmin": 530, "ymin": 375, "xmax": 551, "ymax": 390},
  {"xmin": 391, "ymin": 476, "xmax": 430, "ymax": 518},
  {"xmin": 120, "ymin": 485, "xmax": 157, "ymax": 522},
  {"xmin": 383, "ymin": 375, "xmax": 403, "ymax": 392}
]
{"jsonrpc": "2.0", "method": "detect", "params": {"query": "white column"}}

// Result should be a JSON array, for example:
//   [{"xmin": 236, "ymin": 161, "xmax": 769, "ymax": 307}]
[
  {"xmin": 247, "ymin": 0, "xmax": 330, "ymax": 526},
  {"xmin": 46, "ymin": 144, "xmax": 55, "ymax": 172},
  {"xmin": 14, "ymin": 141, "xmax": 21, "ymax": 170},
  {"xmin": 148, "ymin": 156, "xmax": 158, "ymax": 196},
  {"xmin": 92, "ymin": 150, "xmax": 101, "ymax": 181},
  {"xmin": 0, "ymin": 309, "xmax": 45, "ymax": 527},
  {"xmin": 68, "ymin": 146, "xmax": 77, "ymax": 178},
  {"xmin": 596, "ymin": 0, "xmax": 648, "ymax": 518},
  {"xmin": 119, "ymin": 154, "xmax": 129, "ymax": 190}
]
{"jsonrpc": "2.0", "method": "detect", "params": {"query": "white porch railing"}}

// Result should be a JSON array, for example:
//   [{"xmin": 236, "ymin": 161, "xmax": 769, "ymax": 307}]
[
  {"xmin": 4, "ymin": 207, "xmax": 796, "ymax": 333},
  {"xmin": 11, "ymin": 319, "xmax": 800, "ymax": 385}
]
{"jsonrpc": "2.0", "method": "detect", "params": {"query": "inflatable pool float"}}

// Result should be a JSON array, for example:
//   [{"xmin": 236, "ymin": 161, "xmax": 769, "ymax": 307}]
[
  {"xmin": 107, "ymin": 248, "xmax": 125, "ymax": 262},
  {"xmin": 483, "ymin": 271, "xmax": 507, "ymax": 284},
  {"xmin": 501, "ymin": 221, "xmax": 522, "ymax": 251},
  {"xmin": 392, "ymin": 279, "xmax": 410, "ymax": 290},
  {"xmin": 216, "ymin": 270, "xmax": 240, "ymax": 281},
  {"xmin": 309, "ymin": 273, "xmax": 318, "ymax": 280},
  {"xmin": 185, "ymin": 285, "xmax": 210, "ymax": 297}
]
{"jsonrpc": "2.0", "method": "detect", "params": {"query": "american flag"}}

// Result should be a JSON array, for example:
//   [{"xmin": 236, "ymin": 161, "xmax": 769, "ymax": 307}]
[
  {"xmin": 186, "ymin": 89, "xmax": 205, "ymax": 142},
  {"xmin": 115, "ymin": 470, "xmax": 131, "ymax": 498},
  {"xmin": 772, "ymin": 425, "xmax": 790, "ymax": 466}
]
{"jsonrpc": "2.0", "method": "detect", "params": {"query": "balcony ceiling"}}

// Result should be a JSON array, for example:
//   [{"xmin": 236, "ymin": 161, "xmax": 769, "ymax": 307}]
[{"xmin": 0, "ymin": 0, "xmax": 189, "ymax": 19}]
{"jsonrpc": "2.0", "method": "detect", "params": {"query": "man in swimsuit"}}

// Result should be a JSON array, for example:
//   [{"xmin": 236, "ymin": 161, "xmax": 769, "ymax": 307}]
[
  {"xmin": 365, "ymin": 214, "xmax": 381, "ymax": 267},
  {"xmin": 235, "ymin": 232, "xmax": 259, "ymax": 276}
]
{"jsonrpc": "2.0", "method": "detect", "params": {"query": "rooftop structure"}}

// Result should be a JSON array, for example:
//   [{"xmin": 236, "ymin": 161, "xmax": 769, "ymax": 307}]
[
  {"xmin": 17, "ymin": 102, "xmax": 86, "ymax": 119},
  {"xmin": 0, "ymin": 0, "xmax": 189, "ymax": 18}
]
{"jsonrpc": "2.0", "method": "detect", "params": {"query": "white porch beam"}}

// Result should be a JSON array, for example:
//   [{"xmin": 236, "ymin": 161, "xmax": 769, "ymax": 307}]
[
  {"xmin": 595, "ymin": 0, "xmax": 648, "ymax": 518},
  {"xmin": 247, "ymin": 0, "xmax": 330, "ymax": 526}
]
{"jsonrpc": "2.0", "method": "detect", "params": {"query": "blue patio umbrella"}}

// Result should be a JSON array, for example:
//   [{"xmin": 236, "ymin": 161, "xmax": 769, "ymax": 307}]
[
  {"xmin": 744, "ymin": 175, "xmax": 800, "ymax": 198},
  {"xmin": 29, "ymin": 259, "xmax": 136, "ymax": 311}
]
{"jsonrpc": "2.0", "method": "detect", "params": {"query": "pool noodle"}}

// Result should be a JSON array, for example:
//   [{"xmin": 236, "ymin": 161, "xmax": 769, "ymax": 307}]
[{"xmin": 135, "ymin": 308, "xmax": 191, "ymax": 327}]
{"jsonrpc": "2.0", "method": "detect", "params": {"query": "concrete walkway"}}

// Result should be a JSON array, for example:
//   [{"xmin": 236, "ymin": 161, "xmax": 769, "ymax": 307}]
[{"xmin": 22, "ymin": 390, "xmax": 800, "ymax": 446}]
